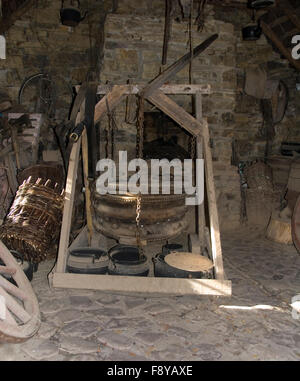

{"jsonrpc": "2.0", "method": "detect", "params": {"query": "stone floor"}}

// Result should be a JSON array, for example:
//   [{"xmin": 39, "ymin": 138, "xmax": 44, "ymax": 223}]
[{"xmin": 0, "ymin": 228, "xmax": 299, "ymax": 361}]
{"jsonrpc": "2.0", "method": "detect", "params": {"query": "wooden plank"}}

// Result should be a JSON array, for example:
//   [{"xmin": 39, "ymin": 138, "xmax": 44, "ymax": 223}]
[
  {"xmin": 202, "ymin": 119, "xmax": 225, "ymax": 280},
  {"xmin": 56, "ymin": 104, "xmax": 85, "ymax": 273},
  {"xmin": 0, "ymin": 0, "xmax": 35, "ymax": 34},
  {"xmin": 52, "ymin": 273, "xmax": 232, "ymax": 296},
  {"xmin": 94, "ymin": 85, "xmax": 128, "ymax": 124},
  {"xmin": 90, "ymin": 84, "xmax": 212, "ymax": 95},
  {"xmin": 81, "ymin": 128, "xmax": 93, "ymax": 246},
  {"xmin": 196, "ymin": 93, "xmax": 205, "ymax": 248},
  {"xmin": 261, "ymin": 20, "xmax": 300, "ymax": 71},
  {"xmin": 146, "ymin": 90, "xmax": 203, "ymax": 136}
]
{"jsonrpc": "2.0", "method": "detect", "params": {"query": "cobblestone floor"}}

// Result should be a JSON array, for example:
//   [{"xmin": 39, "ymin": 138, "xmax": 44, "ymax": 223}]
[{"xmin": 0, "ymin": 228, "xmax": 299, "ymax": 361}]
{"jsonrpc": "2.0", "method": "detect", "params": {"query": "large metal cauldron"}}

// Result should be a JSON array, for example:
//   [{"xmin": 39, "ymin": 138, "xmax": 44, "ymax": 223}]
[{"xmin": 91, "ymin": 183, "xmax": 189, "ymax": 244}]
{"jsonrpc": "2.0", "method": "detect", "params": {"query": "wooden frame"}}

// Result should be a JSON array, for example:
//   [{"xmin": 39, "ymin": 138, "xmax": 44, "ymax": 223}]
[{"xmin": 50, "ymin": 84, "xmax": 231, "ymax": 296}]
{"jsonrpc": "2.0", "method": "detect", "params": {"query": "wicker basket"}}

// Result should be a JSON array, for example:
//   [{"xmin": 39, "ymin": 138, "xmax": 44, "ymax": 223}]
[
  {"xmin": 0, "ymin": 178, "xmax": 64, "ymax": 263},
  {"xmin": 244, "ymin": 161, "xmax": 273, "ymax": 190}
]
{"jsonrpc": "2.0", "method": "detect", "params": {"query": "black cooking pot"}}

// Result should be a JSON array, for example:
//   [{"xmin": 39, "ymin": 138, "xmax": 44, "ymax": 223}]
[
  {"xmin": 67, "ymin": 248, "xmax": 108, "ymax": 274},
  {"xmin": 60, "ymin": 7, "xmax": 86, "ymax": 27},
  {"xmin": 153, "ymin": 253, "xmax": 214, "ymax": 279},
  {"xmin": 162, "ymin": 243, "xmax": 183, "ymax": 256},
  {"xmin": 242, "ymin": 24, "xmax": 262, "ymax": 41},
  {"xmin": 108, "ymin": 245, "xmax": 149, "ymax": 277}
]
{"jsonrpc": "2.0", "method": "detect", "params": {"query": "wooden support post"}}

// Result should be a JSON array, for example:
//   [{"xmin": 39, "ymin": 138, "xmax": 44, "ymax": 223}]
[
  {"xmin": 81, "ymin": 128, "xmax": 93, "ymax": 246},
  {"xmin": 195, "ymin": 93, "xmax": 205, "ymax": 249},
  {"xmin": 202, "ymin": 119, "xmax": 225, "ymax": 280},
  {"xmin": 56, "ymin": 104, "xmax": 85, "ymax": 273}
]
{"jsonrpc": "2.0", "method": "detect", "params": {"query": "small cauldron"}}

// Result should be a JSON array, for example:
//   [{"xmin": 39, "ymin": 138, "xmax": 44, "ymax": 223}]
[
  {"xmin": 108, "ymin": 245, "xmax": 149, "ymax": 277},
  {"xmin": 60, "ymin": 2, "xmax": 86, "ymax": 27},
  {"xmin": 242, "ymin": 24, "xmax": 262, "ymax": 41},
  {"xmin": 162, "ymin": 243, "xmax": 183, "ymax": 256},
  {"xmin": 153, "ymin": 252, "xmax": 214, "ymax": 279},
  {"xmin": 67, "ymin": 248, "xmax": 108, "ymax": 274}
]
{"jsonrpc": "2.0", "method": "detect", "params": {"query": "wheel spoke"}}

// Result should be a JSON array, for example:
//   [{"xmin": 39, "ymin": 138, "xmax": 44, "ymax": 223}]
[
  {"xmin": 0, "ymin": 274, "xmax": 28, "ymax": 301},
  {"xmin": 3, "ymin": 309, "xmax": 18, "ymax": 326},
  {"xmin": 0, "ymin": 265, "xmax": 16, "ymax": 276},
  {"xmin": 0, "ymin": 286, "xmax": 31, "ymax": 324}
]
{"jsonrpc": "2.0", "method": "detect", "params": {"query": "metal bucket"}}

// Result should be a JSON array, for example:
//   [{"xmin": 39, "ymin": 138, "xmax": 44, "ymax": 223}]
[
  {"xmin": 67, "ymin": 248, "xmax": 108, "ymax": 274},
  {"xmin": 153, "ymin": 252, "xmax": 214, "ymax": 279},
  {"xmin": 108, "ymin": 245, "xmax": 149, "ymax": 277}
]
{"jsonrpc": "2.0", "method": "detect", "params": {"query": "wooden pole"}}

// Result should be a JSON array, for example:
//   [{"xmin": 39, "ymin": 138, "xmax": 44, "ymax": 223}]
[
  {"xmin": 195, "ymin": 92, "xmax": 205, "ymax": 249},
  {"xmin": 81, "ymin": 128, "xmax": 93, "ymax": 246}
]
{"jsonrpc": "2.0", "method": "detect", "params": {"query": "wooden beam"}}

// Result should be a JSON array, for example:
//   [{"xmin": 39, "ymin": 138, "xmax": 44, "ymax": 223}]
[
  {"xmin": 0, "ymin": 0, "xmax": 35, "ymax": 34},
  {"xmin": 52, "ymin": 273, "xmax": 232, "ymax": 296},
  {"xmin": 261, "ymin": 20, "xmax": 300, "ymax": 71},
  {"xmin": 196, "ymin": 93, "xmax": 205, "ymax": 248},
  {"xmin": 94, "ymin": 85, "xmax": 128, "ymax": 124},
  {"xmin": 202, "ymin": 119, "xmax": 225, "ymax": 280},
  {"xmin": 81, "ymin": 128, "xmax": 93, "ymax": 247},
  {"xmin": 56, "ymin": 105, "xmax": 85, "ymax": 274},
  {"xmin": 75, "ymin": 84, "xmax": 212, "ymax": 95},
  {"xmin": 146, "ymin": 90, "xmax": 203, "ymax": 136}
]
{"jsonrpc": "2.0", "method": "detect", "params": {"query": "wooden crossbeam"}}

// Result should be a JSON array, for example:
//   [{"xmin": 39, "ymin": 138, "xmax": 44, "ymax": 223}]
[
  {"xmin": 146, "ymin": 90, "xmax": 203, "ymax": 136},
  {"xmin": 52, "ymin": 273, "xmax": 231, "ymax": 296},
  {"xmin": 94, "ymin": 85, "xmax": 128, "ymax": 124},
  {"xmin": 94, "ymin": 84, "xmax": 211, "ymax": 95}
]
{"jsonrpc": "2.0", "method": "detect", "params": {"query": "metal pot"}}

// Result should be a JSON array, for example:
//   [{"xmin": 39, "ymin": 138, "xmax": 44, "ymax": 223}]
[
  {"xmin": 162, "ymin": 243, "xmax": 183, "ymax": 255},
  {"xmin": 242, "ymin": 24, "xmax": 262, "ymax": 41},
  {"xmin": 108, "ymin": 245, "xmax": 149, "ymax": 277},
  {"xmin": 153, "ymin": 252, "xmax": 214, "ymax": 279},
  {"xmin": 67, "ymin": 248, "xmax": 108, "ymax": 274},
  {"xmin": 60, "ymin": 7, "xmax": 86, "ymax": 27}
]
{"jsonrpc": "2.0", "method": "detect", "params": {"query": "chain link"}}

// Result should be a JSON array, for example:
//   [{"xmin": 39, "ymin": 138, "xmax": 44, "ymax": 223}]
[
  {"xmin": 190, "ymin": 135, "xmax": 196, "ymax": 160},
  {"xmin": 136, "ymin": 96, "xmax": 144, "ymax": 159},
  {"xmin": 135, "ymin": 193, "xmax": 144, "ymax": 257}
]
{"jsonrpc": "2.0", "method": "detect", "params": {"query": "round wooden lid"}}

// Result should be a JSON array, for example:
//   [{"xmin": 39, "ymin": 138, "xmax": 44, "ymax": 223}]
[{"xmin": 164, "ymin": 252, "xmax": 213, "ymax": 272}]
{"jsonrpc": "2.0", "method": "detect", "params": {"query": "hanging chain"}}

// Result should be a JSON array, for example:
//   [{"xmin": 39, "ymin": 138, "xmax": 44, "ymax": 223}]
[
  {"xmin": 136, "ymin": 96, "xmax": 144, "ymax": 159},
  {"xmin": 135, "ymin": 192, "xmax": 144, "ymax": 257},
  {"xmin": 105, "ymin": 95, "xmax": 118, "ymax": 160},
  {"xmin": 190, "ymin": 135, "xmax": 196, "ymax": 160}
]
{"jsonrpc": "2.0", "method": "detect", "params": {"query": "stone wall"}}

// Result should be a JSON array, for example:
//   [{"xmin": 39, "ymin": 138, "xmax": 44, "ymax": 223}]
[{"xmin": 0, "ymin": 0, "xmax": 113, "ymax": 119}]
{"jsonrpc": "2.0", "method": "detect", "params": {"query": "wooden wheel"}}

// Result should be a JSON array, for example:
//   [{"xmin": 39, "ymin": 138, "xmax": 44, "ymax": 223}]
[
  {"xmin": 291, "ymin": 195, "xmax": 300, "ymax": 254},
  {"xmin": 0, "ymin": 241, "xmax": 40, "ymax": 343}
]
